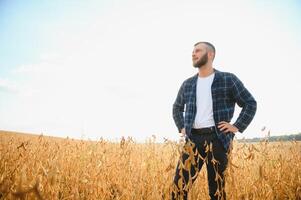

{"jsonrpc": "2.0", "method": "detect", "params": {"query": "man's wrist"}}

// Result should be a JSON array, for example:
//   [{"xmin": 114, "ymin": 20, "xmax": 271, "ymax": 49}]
[{"xmin": 232, "ymin": 125, "xmax": 239, "ymax": 133}]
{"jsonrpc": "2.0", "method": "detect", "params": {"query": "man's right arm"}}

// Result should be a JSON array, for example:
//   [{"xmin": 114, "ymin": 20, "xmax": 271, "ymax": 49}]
[{"xmin": 172, "ymin": 82, "xmax": 185, "ymax": 133}]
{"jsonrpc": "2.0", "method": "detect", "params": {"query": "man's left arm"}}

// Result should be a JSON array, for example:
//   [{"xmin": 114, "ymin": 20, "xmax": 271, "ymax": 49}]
[{"xmin": 231, "ymin": 74, "xmax": 257, "ymax": 133}]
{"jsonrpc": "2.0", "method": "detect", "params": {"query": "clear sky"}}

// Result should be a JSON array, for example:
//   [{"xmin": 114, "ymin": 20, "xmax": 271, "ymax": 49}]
[{"xmin": 0, "ymin": 0, "xmax": 301, "ymax": 142}]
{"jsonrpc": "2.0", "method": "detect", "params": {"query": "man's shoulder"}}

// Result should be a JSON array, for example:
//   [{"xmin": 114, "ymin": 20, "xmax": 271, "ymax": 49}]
[
  {"xmin": 180, "ymin": 74, "xmax": 198, "ymax": 89},
  {"xmin": 183, "ymin": 74, "xmax": 198, "ymax": 84},
  {"xmin": 214, "ymin": 70, "xmax": 241, "ymax": 84},
  {"xmin": 215, "ymin": 69, "xmax": 235, "ymax": 78}
]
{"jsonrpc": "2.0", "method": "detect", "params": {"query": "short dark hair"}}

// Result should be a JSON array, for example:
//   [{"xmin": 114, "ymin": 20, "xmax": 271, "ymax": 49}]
[{"xmin": 194, "ymin": 41, "xmax": 216, "ymax": 59}]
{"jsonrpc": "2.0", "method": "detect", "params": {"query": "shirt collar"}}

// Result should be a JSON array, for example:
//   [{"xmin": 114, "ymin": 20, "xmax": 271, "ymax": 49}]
[{"xmin": 192, "ymin": 68, "xmax": 221, "ymax": 85}]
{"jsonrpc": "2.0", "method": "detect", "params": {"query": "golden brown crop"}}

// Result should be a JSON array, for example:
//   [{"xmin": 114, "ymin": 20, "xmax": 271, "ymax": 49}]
[{"xmin": 0, "ymin": 131, "xmax": 300, "ymax": 200}]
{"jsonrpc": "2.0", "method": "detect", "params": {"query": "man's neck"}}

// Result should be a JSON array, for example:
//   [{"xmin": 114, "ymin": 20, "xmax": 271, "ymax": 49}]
[{"xmin": 198, "ymin": 65, "xmax": 214, "ymax": 77}]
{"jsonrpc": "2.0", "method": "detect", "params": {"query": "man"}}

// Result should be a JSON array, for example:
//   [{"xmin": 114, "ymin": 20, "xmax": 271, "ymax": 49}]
[{"xmin": 171, "ymin": 42, "xmax": 257, "ymax": 200}]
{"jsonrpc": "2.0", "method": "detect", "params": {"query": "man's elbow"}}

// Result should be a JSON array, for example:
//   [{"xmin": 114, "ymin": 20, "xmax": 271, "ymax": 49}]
[
  {"xmin": 251, "ymin": 99, "xmax": 257, "ymax": 115},
  {"xmin": 173, "ymin": 103, "xmax": 184, "ymax": 113}
]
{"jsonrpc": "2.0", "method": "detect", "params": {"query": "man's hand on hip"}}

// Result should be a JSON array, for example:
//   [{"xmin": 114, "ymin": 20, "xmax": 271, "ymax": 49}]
[{"xmin": 218, "ymin": 121, "xmax": 238, "ymax": 134}]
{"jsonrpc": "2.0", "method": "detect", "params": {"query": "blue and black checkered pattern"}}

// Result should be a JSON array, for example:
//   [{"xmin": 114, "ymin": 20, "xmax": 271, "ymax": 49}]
[{"xmin": 173, "ymin": 69, "xmax": 257, "ymax": 151}]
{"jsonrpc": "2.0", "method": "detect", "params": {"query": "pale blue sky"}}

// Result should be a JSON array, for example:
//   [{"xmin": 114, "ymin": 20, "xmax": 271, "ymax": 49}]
[{"xmin": 1, "ymin": 0, "xmax": 301, "ymax": 141}]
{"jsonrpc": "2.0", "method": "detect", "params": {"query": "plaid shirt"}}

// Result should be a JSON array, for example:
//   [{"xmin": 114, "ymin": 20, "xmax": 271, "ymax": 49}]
[{"xmin": 173, "ymin": 69, "xmax": 257, "ymax": 151}]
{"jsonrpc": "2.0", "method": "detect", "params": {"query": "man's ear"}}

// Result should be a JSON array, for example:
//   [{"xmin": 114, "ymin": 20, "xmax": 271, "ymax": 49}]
[{"xmin": 208, "ymin": 51, "xmax": 215, "ymax": 60}]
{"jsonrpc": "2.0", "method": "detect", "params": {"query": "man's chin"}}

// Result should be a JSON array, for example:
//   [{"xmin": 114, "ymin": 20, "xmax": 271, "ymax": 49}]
[
  {"xmin": 193, "ymin": 63, "xmax": 198, "ymax": 68},
  {"xmin": 193, "ymin": 64, "xmax": 202, "ymax": 68}
]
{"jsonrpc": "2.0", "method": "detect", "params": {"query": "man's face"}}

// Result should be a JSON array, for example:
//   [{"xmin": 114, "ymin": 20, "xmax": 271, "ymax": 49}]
[{"xmin": 192, "ymin": 43, "xmax": 208, "ymax": 68}]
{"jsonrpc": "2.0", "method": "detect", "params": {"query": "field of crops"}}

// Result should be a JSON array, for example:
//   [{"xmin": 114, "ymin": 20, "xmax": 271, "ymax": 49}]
[{"xmin": 1, "ymin": 130, "xmax": 300, "ymax": 199}]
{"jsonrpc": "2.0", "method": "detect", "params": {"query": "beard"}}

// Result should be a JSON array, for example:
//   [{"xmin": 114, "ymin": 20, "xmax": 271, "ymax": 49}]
[{"xmin": 193, "ymin": 53, "xmax": 208, "ymax": 68}]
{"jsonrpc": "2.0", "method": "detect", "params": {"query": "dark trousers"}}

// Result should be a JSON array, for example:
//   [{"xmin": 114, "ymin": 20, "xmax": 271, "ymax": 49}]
[{"xmin": 171, "ymin": 131, "xmax": 228, "ymax": 200}]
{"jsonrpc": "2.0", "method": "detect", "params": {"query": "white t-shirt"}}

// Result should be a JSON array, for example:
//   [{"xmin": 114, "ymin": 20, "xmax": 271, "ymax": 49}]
[{"xmin": 193, "ymin": 73, "xmax": 215, "ymax": 128}]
